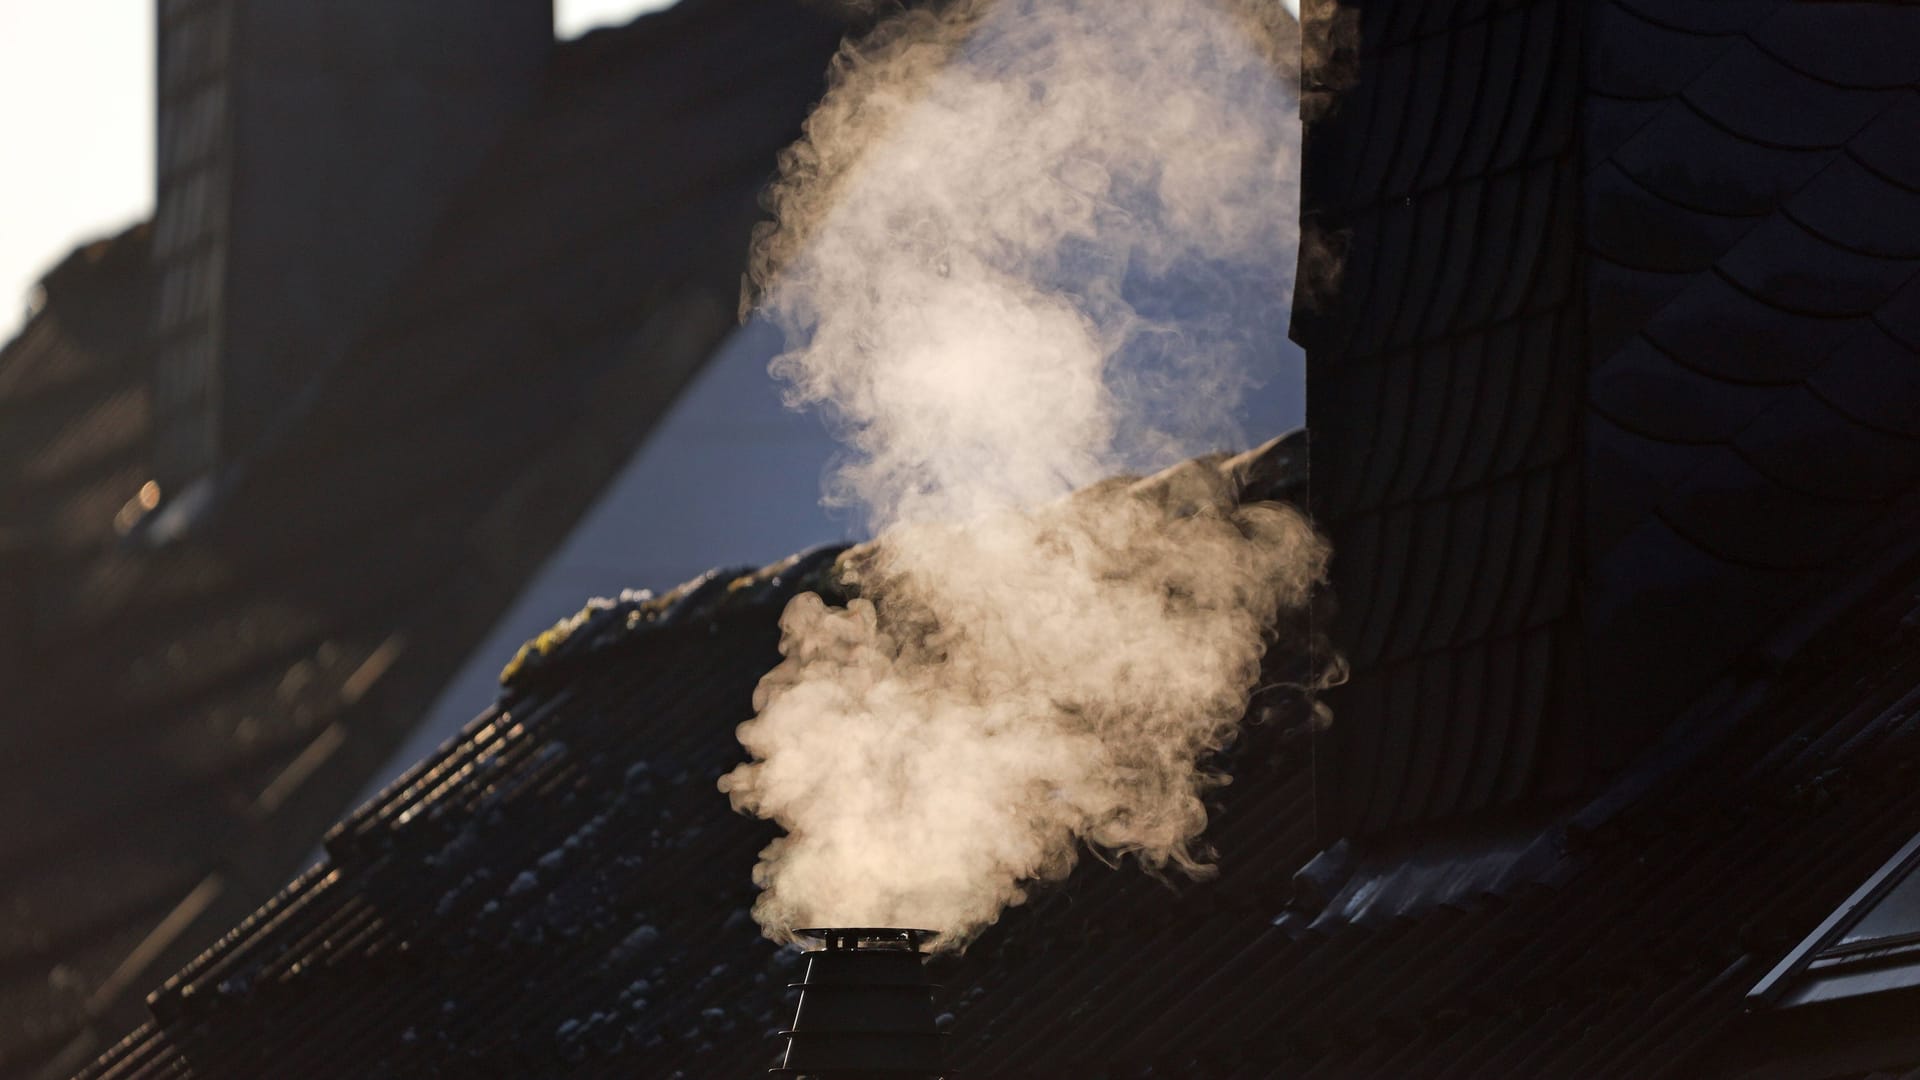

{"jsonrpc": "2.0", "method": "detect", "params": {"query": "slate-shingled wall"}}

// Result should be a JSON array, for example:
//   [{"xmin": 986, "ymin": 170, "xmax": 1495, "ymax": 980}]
[
  {"xmin": 1581, "ymin": 0, "xmax": 1920, "ymax": 748},
  {"xmin": 1296, "ymin": 0, "xmax": 1593, "ymax": 839},
  {"xmin": 1297, "ymin": 0, "xmax": 1920, "ymax": 844}
]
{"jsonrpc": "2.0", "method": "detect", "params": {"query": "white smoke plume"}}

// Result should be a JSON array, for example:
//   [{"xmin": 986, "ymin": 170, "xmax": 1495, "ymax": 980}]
[{"xmin": 718, "ymin": 0, "xmax": 1325, "ymax": 949}]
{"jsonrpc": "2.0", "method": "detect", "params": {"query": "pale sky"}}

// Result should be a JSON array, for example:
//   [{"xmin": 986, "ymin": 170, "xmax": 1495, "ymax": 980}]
[
  {"xmin": 0, "ymin": 0, "xmax": 1295, "ymax": 347},
  {"xmin": 0, "ymin": 0, "xmax": 677, "ymax": 346},
  {"xmin": 0, "ymin": 0, "xmax": 154, "ymax": 343}
]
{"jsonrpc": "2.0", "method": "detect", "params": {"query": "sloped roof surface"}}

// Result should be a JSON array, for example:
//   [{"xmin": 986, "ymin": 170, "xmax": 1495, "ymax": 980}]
[
  {"xmin": 78, "ymin": 432, "xmax": 1920, "ymax": 1078},
  {"xmin": 0, "ymin": 3, "xmax": 849, "ymax": 1074}
]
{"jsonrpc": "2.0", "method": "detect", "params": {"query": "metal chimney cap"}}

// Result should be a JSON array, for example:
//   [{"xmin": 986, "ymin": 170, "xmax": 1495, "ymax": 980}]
[{"xmin": 793, "ymin": 928, "xmax": 939, "ymax": 951}]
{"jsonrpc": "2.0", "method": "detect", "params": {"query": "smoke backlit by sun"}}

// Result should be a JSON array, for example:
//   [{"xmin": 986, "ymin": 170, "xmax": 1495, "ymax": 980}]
[{"xmin": 719, "ymin": 0, "xmax": 1329, "ymax": 949}]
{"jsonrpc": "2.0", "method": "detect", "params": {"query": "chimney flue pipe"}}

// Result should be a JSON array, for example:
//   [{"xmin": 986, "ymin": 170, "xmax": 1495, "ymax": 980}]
[{"xmin": 774, "ymin": 927, "xmax": 946, "ymax": 1078}]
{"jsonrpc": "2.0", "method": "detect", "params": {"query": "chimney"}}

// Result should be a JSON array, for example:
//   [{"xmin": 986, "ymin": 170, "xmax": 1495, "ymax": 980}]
[
  {"xmin": 148, "ymin": 0, "xmax": 553, "ymax": 487},
  {"xmin": 775, "ymin": 928, "xmax": 946, "ymax": 1078}
]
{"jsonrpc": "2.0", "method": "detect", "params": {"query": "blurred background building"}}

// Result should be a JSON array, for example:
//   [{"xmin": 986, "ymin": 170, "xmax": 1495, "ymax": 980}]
[
  {"xmin": 1, "ymin": 1, "xmax": 852, "ymax": 1072},
  {"xmin": 0, "ymin": 2, "xmax": 1305, "ymax": 1075}
]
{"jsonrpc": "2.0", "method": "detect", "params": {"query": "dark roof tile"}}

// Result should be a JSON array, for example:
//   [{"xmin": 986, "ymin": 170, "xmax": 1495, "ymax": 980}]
[
  {"xmin": 1585, "ymin": 93, "xmax": 1668, "ymax": 167},
  {"xmin": 1872, "ymin": 268, "xmax": 1920, "ymax": 350},
  {"xmin": 1309, "ymin": 353, "xmax": 1382, "ymax": 497},
  {"xmin": 1660, "ymin": 449, "xmax": 1882, "ymax": 571},
  {"xmin": 1524, "ymin": 462, "xmax": 1578, "ymax": 626},
  {"xmin": 1351, "ymin": 42, "xmax": 1419, "ymax": 203},
  {"xmin": 1641, "ymin": 274, "xmax": 1869, "ymax": 384},
  {"xmin": 1592, "ymin": 334, "xmax": 1779, "ymax": 445},
  {"xmin": 1454, "ymin": 5, "xmax": 1532, "ymax": 176},
  {"xmin": 1586, "ymin": 254, "xmax": 1701, "ymax": 370},
  {"xmin": 1585, "ymin": 411, "xmax": 1721, "ymax": 572},
  {"xmin": 1749, "ymin": 3, "xmax": 1920, "ymax": 91},
  {"xmin": 1586, "ymin": 516, "xmax": 1792, "ymax": 708},
  {"xmin": 1419, "ymin": 20, "xmax": 1492, "ymax": 188},
  {"xmin": 1587, "ymin": 160, "xmax": 1755, "ymax": 273},
  {"xmin": 1363, "ymin": 654, "xmax": 1427, "ymax": 829},
  {"xmin": 1449, "ymin": 323, "xmax": 1519, "ymax": 487},
  {"xmin": 1459, "ymin": 632, "xmax": 1527, "ymax": 815},
  {"xmin": 1787, "ymin": 155, "xmax": 1920, "ymax": 260},
  {"xmin": 1382, "ymin": 498, "xmax": 1457, "ymax": 660},
  {"xmin": 1452, "ymin": 168, "xmax": 1527, "ymax": 327},
  {"xmin": 1489, "ymin": 463, "xmax": 1560, "ymax": 630},
  {"xmin": 1492, "ymin": 313, "xmax": 1563, "ymax": 474},
  {"xmin": 1399, "ymin": 654, "xmax": 1468, "ymax": 818},
  {"xmin": 1350, "ymin": 202, "xmax": 1417, "ymax": 358},
  {"xmin": 1611, "ymin": 0, "xmax": 1780, "ymax": 39},
  {"xmin": 1382, "ymin": 33, "xmax": 1453, "ymax": 198},
  {"xmin": 1808, "ymin": 323, "xmax": 1920, "ymax": 438},
  {"xmin": 1489, "ymin": 0, "xmax": 1569, "ymax": 171},
  {"xmin": 1365, "ymin": 0, "xmax": 1424, "ymax": 55},
  {"xmin": 1491, "ymin": 156, "xmax": 1566, "ymax": 322},
  {"xmin": 1419, "ymin": 484, "xmax": 1490, "ymax": 653},
  {"xmin": 1417, "ymin": 644, "xmax": 1490, "ymax": 816},
  {"xmin": 1849, "ymin": 92, "xmax": 1920, "ymax": 191},
  {"xmin": 1683, "ymin": 42, "xmax": 1893, "ymax": 150},
  {"xmin": 1332, "ymin": 503, "xmax": 1385, "ymax": 645},
  {"xmin": 1609, "ymin": 95, "xmax": 1831, "ymax": 216},
  {"xmin": 1735, "ymin": 386, "xmax": 1920, "ymax": 503},
  {"xmin": 1354, "ymin": 351, "xmax": 1417, "ymax": 508},
  {"xmin": 1388, "ymin": 187, "xmax": 1458, "ymax": 349},
  {"xmin": 1385, "ymin": 341, "xmax": 1458, "ymax": 503},
  {"xmin": 1454, "ymin": 472, "xmax": 1527, "ymax": 643},
  {"xmin": 1419, "ymin": 338, "xmax": 1485, "ymax": 495},
  {"xmin": 1588, "ymin": 0, "xmax": 1737, "ymax": 101},
  {"xmin": 1353, "ymin": 500, "xmax": 1420, "ymax": 666},
  {"xmin": 1422, "ymin": 179, "xmax": 1485, "ymax": 339},
  {"xmin": 1718, "ymin": 215, "xmax": 1918, "ymax": 318}
]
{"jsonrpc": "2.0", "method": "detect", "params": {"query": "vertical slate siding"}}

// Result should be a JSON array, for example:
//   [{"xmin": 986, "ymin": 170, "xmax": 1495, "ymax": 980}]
[{"xmin": 1297, "ymin": 0, "xmax": 1593, "ymax": 839}]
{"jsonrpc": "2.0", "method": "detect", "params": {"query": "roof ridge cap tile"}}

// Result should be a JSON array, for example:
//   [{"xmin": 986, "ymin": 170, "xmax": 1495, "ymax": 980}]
[{"xmin": 498, "ymin": 544, "xmax": 852, "ymax": 695}]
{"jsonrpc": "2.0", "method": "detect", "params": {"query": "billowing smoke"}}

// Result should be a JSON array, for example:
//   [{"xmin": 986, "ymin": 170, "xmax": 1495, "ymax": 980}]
[{"xmin": 719, "ymin": 0, "xmax": 1325, "ymax": 949}]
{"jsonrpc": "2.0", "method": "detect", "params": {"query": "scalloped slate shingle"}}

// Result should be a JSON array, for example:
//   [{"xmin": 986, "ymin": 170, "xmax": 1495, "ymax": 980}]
[
  {"xmin": 1303, "ymin": 0, "xmax": 1920, "ymax": 843},
  {"xmin": 1585, "ymin": 0, "xmax": 1920, "ymax": 755}
]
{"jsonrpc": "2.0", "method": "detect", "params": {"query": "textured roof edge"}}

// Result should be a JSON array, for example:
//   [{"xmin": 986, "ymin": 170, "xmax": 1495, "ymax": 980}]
[
  {"xmin": 107, "ymin": 427, "xmax": 1310, "ymax": 1051},
  {"xmin": 495, "ymin": 427, "xmax": 1310, "ymax": 696},
  {"xmin": 357, "ymin": 426, "xmax": 1309, "ymax": 857}
]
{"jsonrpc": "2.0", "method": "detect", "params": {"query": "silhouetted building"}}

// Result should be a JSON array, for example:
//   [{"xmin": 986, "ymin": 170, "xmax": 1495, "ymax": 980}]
[{"xmin": 0, "ymin": 2, "xmax": 865, "ymax": 1075}]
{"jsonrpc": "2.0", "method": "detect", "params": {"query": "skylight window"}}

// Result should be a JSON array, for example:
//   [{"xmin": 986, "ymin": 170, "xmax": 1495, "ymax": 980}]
[{"xmin": 1751, "ymin": 832, "xmax": 1920, "ymax": 1011}]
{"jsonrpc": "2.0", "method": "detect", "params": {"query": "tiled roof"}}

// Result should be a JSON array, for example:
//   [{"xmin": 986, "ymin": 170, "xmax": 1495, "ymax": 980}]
[
  {"xmin": 77, "ymin": 431, "xmax": 1920, "ymax": 1078},
  {"xmin": 0, "ymin": 3, "xmax": 851, "ymax": 1075}
]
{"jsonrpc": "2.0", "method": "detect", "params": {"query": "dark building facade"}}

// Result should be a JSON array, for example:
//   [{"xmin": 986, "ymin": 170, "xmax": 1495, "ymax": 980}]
[
  {"xmin": 0, "ymin": 3, "xmax": 855, "ymax": 1076},
  {"xmin": 43, "ymin": 0, "xmax": 1920, "ymax": 1076}
]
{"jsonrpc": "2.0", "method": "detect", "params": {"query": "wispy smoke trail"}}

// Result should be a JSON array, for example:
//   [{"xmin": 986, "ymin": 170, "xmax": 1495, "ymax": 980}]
[{"xmin": 719, "ymin": 0, "xmax": 1323, "ymax": 948}]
